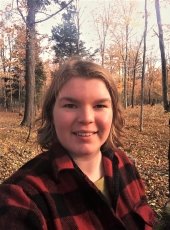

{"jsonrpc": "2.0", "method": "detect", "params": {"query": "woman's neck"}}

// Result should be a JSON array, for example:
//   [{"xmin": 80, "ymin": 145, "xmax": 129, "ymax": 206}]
[{"xmin": 73, "ymin": 152, "xmax": 104, "ymax": 182}]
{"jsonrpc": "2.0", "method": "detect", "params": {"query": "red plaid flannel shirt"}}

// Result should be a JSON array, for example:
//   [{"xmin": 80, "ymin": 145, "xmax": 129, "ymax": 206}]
[{"xmin": 0, "ymin": 143, "xmax": 156, "ymax": 229}]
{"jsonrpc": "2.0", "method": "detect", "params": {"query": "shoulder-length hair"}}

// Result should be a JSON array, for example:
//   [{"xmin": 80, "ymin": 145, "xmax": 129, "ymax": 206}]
[{"xmin": 37, "ymin": 57, "xmax": 124, "ymax": 151}]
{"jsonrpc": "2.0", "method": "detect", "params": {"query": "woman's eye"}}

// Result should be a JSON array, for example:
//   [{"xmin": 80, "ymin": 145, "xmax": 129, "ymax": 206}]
[
  {"xmin": 63, "ymin": 104, "xmax": 77, "ymax": 108},
  {"xmin": 95, "ymin": 104, "xmax": 107, "ymax": 109}
]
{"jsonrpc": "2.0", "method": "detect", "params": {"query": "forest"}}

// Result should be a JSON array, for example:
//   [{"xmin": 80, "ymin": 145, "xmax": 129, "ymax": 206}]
[
  {"xmin": 0, "ymin": 0, "xmax": 170, "ymax": 225},
  {"xmin": 0, "ymin": 0, "xmax": 169, "ymax": 118}
]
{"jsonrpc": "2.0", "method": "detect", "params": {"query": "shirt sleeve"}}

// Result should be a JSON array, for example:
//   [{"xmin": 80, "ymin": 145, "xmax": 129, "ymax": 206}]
[{"xmin": 0, "ymin": 184, "xmax": 47, "ymax": 230}]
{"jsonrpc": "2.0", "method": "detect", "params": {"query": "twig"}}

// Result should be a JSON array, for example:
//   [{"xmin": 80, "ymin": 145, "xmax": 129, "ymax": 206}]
[{"xmin": 25, "ymin": 123, "xmax": 32, "ymax": 143}]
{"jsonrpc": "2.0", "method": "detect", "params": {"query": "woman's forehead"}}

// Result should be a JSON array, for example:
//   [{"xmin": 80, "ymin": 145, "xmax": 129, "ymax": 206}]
[{"xmin": 56, "ymin": 77, "xmax": 112, "ymax": 101}]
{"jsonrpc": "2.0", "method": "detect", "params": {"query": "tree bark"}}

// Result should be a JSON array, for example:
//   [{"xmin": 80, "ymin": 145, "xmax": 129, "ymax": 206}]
[
  {"xmin": 155, "ymin": 0, "xmax": 170, "ymax": 111},
  {"xmin": 131, "ymin": 36, "xmax": 143, "ymax": 108},
  {"xmin": 123, "ymin": 24, "xmax": 128, "ymax": 108},
  {"xmin": 140, "ymin": 0, "xmax": 147, "ymax": 132},
  {"xmin": 21, "ymin": 0, "xmax": 36, "ymax": 126}
]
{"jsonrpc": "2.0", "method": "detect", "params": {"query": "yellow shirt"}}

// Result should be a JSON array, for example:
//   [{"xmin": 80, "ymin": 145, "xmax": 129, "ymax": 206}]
[{"xmin": 94, "ymin": 177, "xmax": 111, "ymax": 205}]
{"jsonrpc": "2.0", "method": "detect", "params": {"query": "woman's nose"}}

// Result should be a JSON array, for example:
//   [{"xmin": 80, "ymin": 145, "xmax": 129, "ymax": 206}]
[{"xmin": 78, "ymin": 107, "xmax": 94, "ymax": 124}]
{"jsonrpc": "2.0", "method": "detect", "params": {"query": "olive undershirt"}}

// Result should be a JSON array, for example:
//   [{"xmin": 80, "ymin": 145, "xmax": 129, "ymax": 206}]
[{"xmin": 94, "ymin": 177, "xmax": 111, "ymax": 205}]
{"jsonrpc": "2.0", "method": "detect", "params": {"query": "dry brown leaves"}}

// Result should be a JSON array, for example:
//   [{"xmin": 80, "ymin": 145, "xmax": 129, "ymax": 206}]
[
  {"xmin": 0, "ymin": 112, "xmax": 39, "ymax": 183},
  {"xmin": 123, "ymin": 105, "xmax": 170, "ymax": 214},
  {"xmin": 0, "ymin": 105, "xmax": 169, "ymax": 214}
]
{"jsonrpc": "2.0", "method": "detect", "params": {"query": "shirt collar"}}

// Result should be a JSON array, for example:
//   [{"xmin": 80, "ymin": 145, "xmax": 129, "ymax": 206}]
[
  {"xmin": 50, "ymin": 143, "xmax": 118, "ymax": 178},
  {"xmin": 50, "ymin": 143, "xmax": 75, "ymax": 175}
]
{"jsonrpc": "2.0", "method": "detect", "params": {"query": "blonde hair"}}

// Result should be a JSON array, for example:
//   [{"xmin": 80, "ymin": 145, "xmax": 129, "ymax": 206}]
[{"xmin": 37, "ymin": 57, "xmax": 124, "ymax": 151}]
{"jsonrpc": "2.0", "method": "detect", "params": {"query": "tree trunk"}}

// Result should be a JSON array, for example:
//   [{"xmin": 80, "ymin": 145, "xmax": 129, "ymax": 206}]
[
  {"xmin": 123, "ymin": 24, "xmax": 128, "ymax": 109},
  {"xmin": 10, "ymin": 79, "xmax": 13, "ymax": 111},
  {"xmin": 18, "ymin": 78, "xmax": 22, "ymax": 114},
  {"xmin": 75, "ymin": 0, "xmax": 80, "ymax": 55},
  {"xmin": 131, "ymin": 67, "xmax": 136, "ymax": 108},
  {"xmin": 131, "ymin": 36, "xmax": 143, "ymax": 108},
  {"xmin": 21, "ymin": 0, "xmax": 36, "ymax": 126},
  {"xmin": 148, "ymin": 87, "xmax": 151, "ymax": 104},
  {"xmin": 155, "ymin": 0, "xmax": 170, "ymax": 111},
  {"xmin": 140, "ymin": 0, "xmax": 147, "ymax": 132}
]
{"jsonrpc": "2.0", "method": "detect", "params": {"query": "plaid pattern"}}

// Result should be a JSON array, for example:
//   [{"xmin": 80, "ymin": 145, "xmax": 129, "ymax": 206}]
[{"xmin": 0, "ymin": 143, "xmax": 156, "ymax": 229}]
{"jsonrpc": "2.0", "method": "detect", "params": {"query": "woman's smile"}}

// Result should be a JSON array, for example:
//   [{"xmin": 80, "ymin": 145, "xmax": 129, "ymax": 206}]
[{"xmin": 72, "ymin": 131, "xmax": 98, "ymax": 137}]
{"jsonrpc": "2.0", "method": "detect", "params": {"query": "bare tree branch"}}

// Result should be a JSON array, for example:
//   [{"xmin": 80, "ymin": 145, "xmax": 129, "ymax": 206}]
[
  {"xmin": 16, "ymin": 0, "xmax": 26, "ymax": 24},
  {"xmin": 16, "ymin": 0, "xmax": 74, "ymax": 25},
  {"xmin": 153, "ymin": 29, "xmax": 159, "ymax": 37},
  {"xmin": 35, "ymin": 0, "xmax": 74, "ymax": 24},
  {"xmin": 36, "ymin": 11, "xmax": 52, "ymax": 17}
]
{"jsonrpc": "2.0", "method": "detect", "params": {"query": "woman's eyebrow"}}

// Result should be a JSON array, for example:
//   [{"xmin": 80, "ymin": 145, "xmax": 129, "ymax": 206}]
[
  {"xmin": 58, "ymin": 97, "xmax": 79, "ymax": 103},
  {"xmin": 95, "ymin": 98, "xmax": 112, "ymax": 103},
  {"xmin": 58, "ymin": 97, "xmax": 111, "ymax": 103}
]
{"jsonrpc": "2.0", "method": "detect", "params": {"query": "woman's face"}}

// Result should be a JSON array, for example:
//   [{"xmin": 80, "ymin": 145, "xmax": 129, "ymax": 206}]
[{"xmin": 53, "ymin": 77, "xmax": 113, "ymax": 159}]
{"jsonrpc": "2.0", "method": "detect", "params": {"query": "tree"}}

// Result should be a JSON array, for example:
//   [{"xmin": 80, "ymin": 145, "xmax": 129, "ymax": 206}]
[
  {"xmin": 93, "ymin": 3, "xmax": 113, "ymax": 66},
  {"xmin": 109, "ymin": 0, "xmax": 136, "ymax": 108},
  {"xmin": 16, "ymin": 0, "xmax": 74, "ymax": 126},
  {"xmin": 0, "ymin": 9, "xmax": 23, "ymax": 111},
  {"xmin": 12, "ymin": 25, "xmax": 26, "ymax": 112},
  {"xmin": 35, "ymin": 60, "xmax": 46, "ymax": 111},
  {"xmin": 52, "ymin": 3, "xmax": 89, "ymax": 63},
  {"xmin": 155, "ymin": 0, "xmax": 170, "ymax": 111},
  {"xmin": 131, "ymin": 36, "xmax": 143, "ymax": 108},
  {"xmin": 140, "ymin": 0, "xmax": 148, "ymax": 132},
  {"xmin": 145, "ymin": 56, "xmax": 161, "ymax": 104}
]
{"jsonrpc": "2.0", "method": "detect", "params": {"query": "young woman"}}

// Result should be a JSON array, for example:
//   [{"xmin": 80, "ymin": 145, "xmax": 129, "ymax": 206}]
[{"xmin": 0, "ymin": 58, "xmax": 156, "ymax": 229}]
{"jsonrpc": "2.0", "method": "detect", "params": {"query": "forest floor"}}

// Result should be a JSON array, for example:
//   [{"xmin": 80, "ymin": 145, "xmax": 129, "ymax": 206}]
[{"xmin": 0, "ymin": 105, "xmax": 169, "ymax": 215}]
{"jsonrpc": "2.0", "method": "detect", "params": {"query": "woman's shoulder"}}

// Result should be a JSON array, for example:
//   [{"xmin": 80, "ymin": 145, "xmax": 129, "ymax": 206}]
[{"xmin": 114, "ymin": 148, "xmax": 136, "ymax": 166}]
